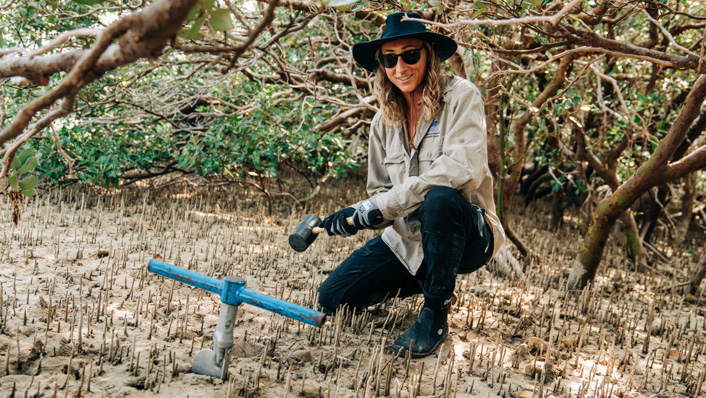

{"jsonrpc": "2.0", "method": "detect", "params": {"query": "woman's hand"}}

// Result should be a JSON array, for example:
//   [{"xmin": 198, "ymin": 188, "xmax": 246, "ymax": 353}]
[
  {"xmin": 321, "ymin": 208, "xmax": 358, "ymax": 237},
  {"xmin": 352, "ymin": 198, "xmax": 384, "ymax": 229}
]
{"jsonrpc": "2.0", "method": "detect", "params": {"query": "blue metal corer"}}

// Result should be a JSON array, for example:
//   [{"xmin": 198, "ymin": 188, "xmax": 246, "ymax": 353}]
[
  {"xmin": 148, "ymin": 259, "xmax": 325, "ymax": 327},
  {"xmin": 147, "ymin": 259, "xmax": 326, "ymax": 379}
]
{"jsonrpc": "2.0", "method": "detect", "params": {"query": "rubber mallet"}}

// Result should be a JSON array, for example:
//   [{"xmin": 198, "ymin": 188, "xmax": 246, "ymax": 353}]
[{"xmin": 289, "ymin": 214, "xmax": 353, "ymax": 252}]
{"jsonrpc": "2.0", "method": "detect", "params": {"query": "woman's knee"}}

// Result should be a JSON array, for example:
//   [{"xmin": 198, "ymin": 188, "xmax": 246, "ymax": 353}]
[
  {"xmin": 317, "ymin": 270, "xmax": 360, "ymax": 310},
  {"xmin": 317, "ymin": 236, "xmax": 395, "ymax": 311},
  {"xmin": 317, "ymin": 279, "xmax": 339, "ymax": 311},
  {"xmin": 317, "ymin": 281, "xmax": 377, "ymax": 312},
  {"xmin": 419, "ymin": 187, "xmax": 465, "ymax": 225}
]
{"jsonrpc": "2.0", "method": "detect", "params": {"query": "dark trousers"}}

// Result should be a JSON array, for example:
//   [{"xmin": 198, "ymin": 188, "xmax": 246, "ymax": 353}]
[{"xmin": 318, "ymin": 187, "xmax": 493, "ymax": 312}]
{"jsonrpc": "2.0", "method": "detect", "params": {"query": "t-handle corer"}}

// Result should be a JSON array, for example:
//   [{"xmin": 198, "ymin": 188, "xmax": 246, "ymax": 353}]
[{"xmin": 147, "ymin": 260, "xmax": 326, "ymax": 379}]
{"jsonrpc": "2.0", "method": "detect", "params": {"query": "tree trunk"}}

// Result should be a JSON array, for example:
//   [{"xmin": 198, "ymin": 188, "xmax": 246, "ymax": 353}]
[
  {"xmin": 688, "ymin": 255, "xmax": 706, "ymax": 295},
  {"xmin": 503, "ymin": 222, "xmax": 532, "ymax": 259},
  {"xmin": 620, "ymin": 211, "xmax": 647, "ymax": 270},
  {"xmin": 670, "ymin": 110, "xmax": 706, "ymax": 246},
  {"xmin": 492, "ymin": 87, "xmax": 532, "ymax": 257},
  {"xmin": 637, "ymin": 184, "xmax": 670, "ymax": 243},
  {"xmin": 574, "ymin": 124, "xmax": 647, "ymax": 269},
  {"xmin": 551, "ymin": 190, "xmax": 564, "ymax": 231},
  {"xmin": 484, "ymin": 62, "xmax": 504, "ymax": 183},
  {"xmin": 495, "ymin": 56, "xmax": 576, "ymax": 257},
  {"xmin": 502, "ymin": 55, "xmax": 576, "ymax": 216},
  {"xmin": 449, "ymin": 53, "xmax": 466, "ymax": 79},
  {"xmin": 672, "ymin": 174, "xmax": 696, "ymax": 247},
  {"xmin": 568, "ymin": 75, "xmax": 706, "ymax": 289}
]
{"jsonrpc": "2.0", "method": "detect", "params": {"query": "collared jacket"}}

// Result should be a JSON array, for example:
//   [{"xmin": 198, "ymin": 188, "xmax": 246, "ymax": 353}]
[{"xmin": 367, "ymin": 75, "xmax": 505, "ymax": 275}]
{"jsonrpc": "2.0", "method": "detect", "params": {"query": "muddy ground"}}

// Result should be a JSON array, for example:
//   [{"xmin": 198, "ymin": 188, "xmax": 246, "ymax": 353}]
[{"xmin": 0, "ymin": 178, "xmax": 704, "ymax": 397}]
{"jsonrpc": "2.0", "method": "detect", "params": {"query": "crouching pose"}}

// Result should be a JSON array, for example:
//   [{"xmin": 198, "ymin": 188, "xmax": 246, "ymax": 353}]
[{"xmin": 318, "ymin": 12, "xmax": 505, "ymax": 358}]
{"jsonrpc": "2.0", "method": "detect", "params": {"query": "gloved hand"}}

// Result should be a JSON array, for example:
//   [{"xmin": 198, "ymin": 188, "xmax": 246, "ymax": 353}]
[
  {"xmin": 352, "ymin": 197, "xmax": 384, "ymax": 229},
  {"xmin": 321, "ymin": 207, "xmax": 357, "ymax": 237}
]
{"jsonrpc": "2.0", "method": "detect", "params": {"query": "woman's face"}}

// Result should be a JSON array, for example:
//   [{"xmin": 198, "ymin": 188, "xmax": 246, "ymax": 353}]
[{"xmin": 380, "ymin": 38, "xmax": 427, "ymax": 95}]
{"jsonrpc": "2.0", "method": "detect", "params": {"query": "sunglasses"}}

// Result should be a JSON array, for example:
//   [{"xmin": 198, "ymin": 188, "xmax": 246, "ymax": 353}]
[{"xmin": 377, "ymin": 47, "xmax": 424, "ymax": 68}]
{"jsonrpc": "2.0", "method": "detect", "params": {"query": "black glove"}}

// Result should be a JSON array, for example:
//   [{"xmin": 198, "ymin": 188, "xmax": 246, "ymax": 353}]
[
  {"xmin": 322, "ymin": 207, "xmax": 357, "ymax": 237},
  {"xmin": 352, "ymin": 197, "xmax": 384, "ymax": 229}
]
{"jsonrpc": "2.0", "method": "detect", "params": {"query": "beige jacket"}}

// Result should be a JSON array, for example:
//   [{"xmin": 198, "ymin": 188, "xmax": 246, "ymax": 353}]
[{"xmin": 367, "ymin": 76, "xmax": 505, "ymax": 275}]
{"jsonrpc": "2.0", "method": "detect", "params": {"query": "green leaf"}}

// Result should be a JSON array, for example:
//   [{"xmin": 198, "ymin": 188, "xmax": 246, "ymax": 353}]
[
  {"xmin": 209, "ymin": 9, "xmax": 234, "ymax": 31},
  {"xmin": 0, "ymin": 32, "xmax": 4, "ymax": 48},
  {"xmin": 8, "ymin": 175, "xmax": 20, "ymax": 192},
  {"xmin": 353, "ymin": 0, "xmax": 370, "ymax": 12},
  {"xmin": 17, "ymin": 156, "xmax": 38, "ymax": 175},
  {"xmin": 17, "ymin": 148, "xmax": 35, "ymax": 165},
  {"xmin": 186, "ymin": 4, "xmax": 200, "ymax": 22},
  {"xmin": 19, "ymin": 176, "xmax": 38, "ymax": 191},
  {"xmin": 183, "ymin": 15, "xmax": 207, "ymax": 39},
  {"xmin": 21, "ymin": 189, "xmax": 36, "ymax": 197},
  {"xmin": 11, "ymin": 156, "xmax": 21, "ymax": 171}
]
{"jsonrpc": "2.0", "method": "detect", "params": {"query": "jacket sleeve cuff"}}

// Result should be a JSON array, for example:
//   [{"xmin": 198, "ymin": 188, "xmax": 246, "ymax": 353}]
[{"xmin": 376, "ymin": 190, "xmax": 404, "ymax": 220}]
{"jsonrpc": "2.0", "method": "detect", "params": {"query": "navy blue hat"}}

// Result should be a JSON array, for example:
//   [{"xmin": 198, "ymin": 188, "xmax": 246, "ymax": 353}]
[{"xmin": 352, "ymin": 12, "xmax": 458, "ymax": 72}]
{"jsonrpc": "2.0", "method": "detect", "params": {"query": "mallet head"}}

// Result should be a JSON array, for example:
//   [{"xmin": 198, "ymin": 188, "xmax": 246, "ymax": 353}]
[{"xmin": 289, "ymin": 214, "xmax": 324, "ymax": 252}]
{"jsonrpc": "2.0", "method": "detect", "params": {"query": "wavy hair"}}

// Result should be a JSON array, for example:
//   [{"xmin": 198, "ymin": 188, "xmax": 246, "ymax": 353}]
[{"xmin": 373, "ymin": 41, "xmax": 445, "ymax": 127}]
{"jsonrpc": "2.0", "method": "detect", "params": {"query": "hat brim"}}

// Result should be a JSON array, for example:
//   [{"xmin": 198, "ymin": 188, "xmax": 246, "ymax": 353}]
[{"xmin": 352, "ymin": 32, "xmax": 457, "ymax": 72}]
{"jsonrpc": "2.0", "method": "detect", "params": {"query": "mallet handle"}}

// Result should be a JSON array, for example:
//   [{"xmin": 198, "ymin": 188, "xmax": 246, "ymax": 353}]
[{"xmin": 312, "ymin": 216, "xmax": 353, "ymax": 234}]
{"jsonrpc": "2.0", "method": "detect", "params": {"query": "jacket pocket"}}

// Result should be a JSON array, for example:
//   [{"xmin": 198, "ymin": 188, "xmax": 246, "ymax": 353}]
[
  {"xmin": 418, "ymin": 146, "xmax": 442, "ymax": 174},
  {"xmin": 418, "ymin": 148, "xmax": 442, "ymax": 161},
  {"xmin": 383, "ymin": 151, "xmax": 406, "ymax": 184}
]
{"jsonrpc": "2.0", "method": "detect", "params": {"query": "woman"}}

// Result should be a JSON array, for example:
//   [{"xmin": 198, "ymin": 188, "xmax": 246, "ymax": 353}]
[{"xmin": 318, "ymin": 12, "xmax": 505, "ymax": 358}]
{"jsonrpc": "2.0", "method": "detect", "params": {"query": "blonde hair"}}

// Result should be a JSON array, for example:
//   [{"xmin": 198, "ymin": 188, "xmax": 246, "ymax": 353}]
[{"xmin": 373, "ymin": 41, "xmax": 445, "ymax": 126}]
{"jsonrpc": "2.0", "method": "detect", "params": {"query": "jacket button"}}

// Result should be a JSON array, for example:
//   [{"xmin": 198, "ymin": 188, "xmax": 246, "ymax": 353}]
[{"xmin": 459, "ymin": 138, "xmax": 465, "ymax": 143}]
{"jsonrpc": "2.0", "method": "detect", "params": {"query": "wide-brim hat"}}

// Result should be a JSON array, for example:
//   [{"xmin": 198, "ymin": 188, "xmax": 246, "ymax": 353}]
[{"xmin": 352, "ymin": 12, "xmax": 458, "ymax": 72}]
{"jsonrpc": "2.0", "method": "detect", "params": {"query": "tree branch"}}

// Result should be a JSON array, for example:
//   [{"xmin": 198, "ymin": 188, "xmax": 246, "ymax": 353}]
[
  {"xmin": 560, "ymin": 23, "xmax": 706, "ymax": 73},
  {"xmin": 405, "ymin": 0, "xmax": 582, "ymax": 28},
  {"xmin": 0, "ymin": 0, "xmax": 199, "ymax": 149},
  {"xmin": 27, "ymin": 28, "xmax": 104, "ymax": 59},
  {"xmin": 641, "ymin": 9, "xmax": 700, "ymax": 58},
  {"xmin": 1, "ymin": 93, "xmax": 76, "ymax": 187}
]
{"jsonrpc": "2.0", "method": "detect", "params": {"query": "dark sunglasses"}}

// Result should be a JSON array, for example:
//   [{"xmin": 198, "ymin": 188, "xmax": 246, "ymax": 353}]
[{"xmin": 377, "ymin": 47, "xmax": 424, "ymax": 68}]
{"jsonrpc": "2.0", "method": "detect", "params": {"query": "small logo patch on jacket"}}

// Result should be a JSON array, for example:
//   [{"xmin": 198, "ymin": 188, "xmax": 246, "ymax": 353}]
[{"xmin": 426, "ymin": 121, "xmax": 441, "ymax": 138}]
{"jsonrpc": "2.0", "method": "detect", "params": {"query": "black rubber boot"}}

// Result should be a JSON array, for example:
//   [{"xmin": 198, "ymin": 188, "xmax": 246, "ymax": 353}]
[{"xmin": 391, "ymin": 305, "xmax": 448, "ymax": 358}]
